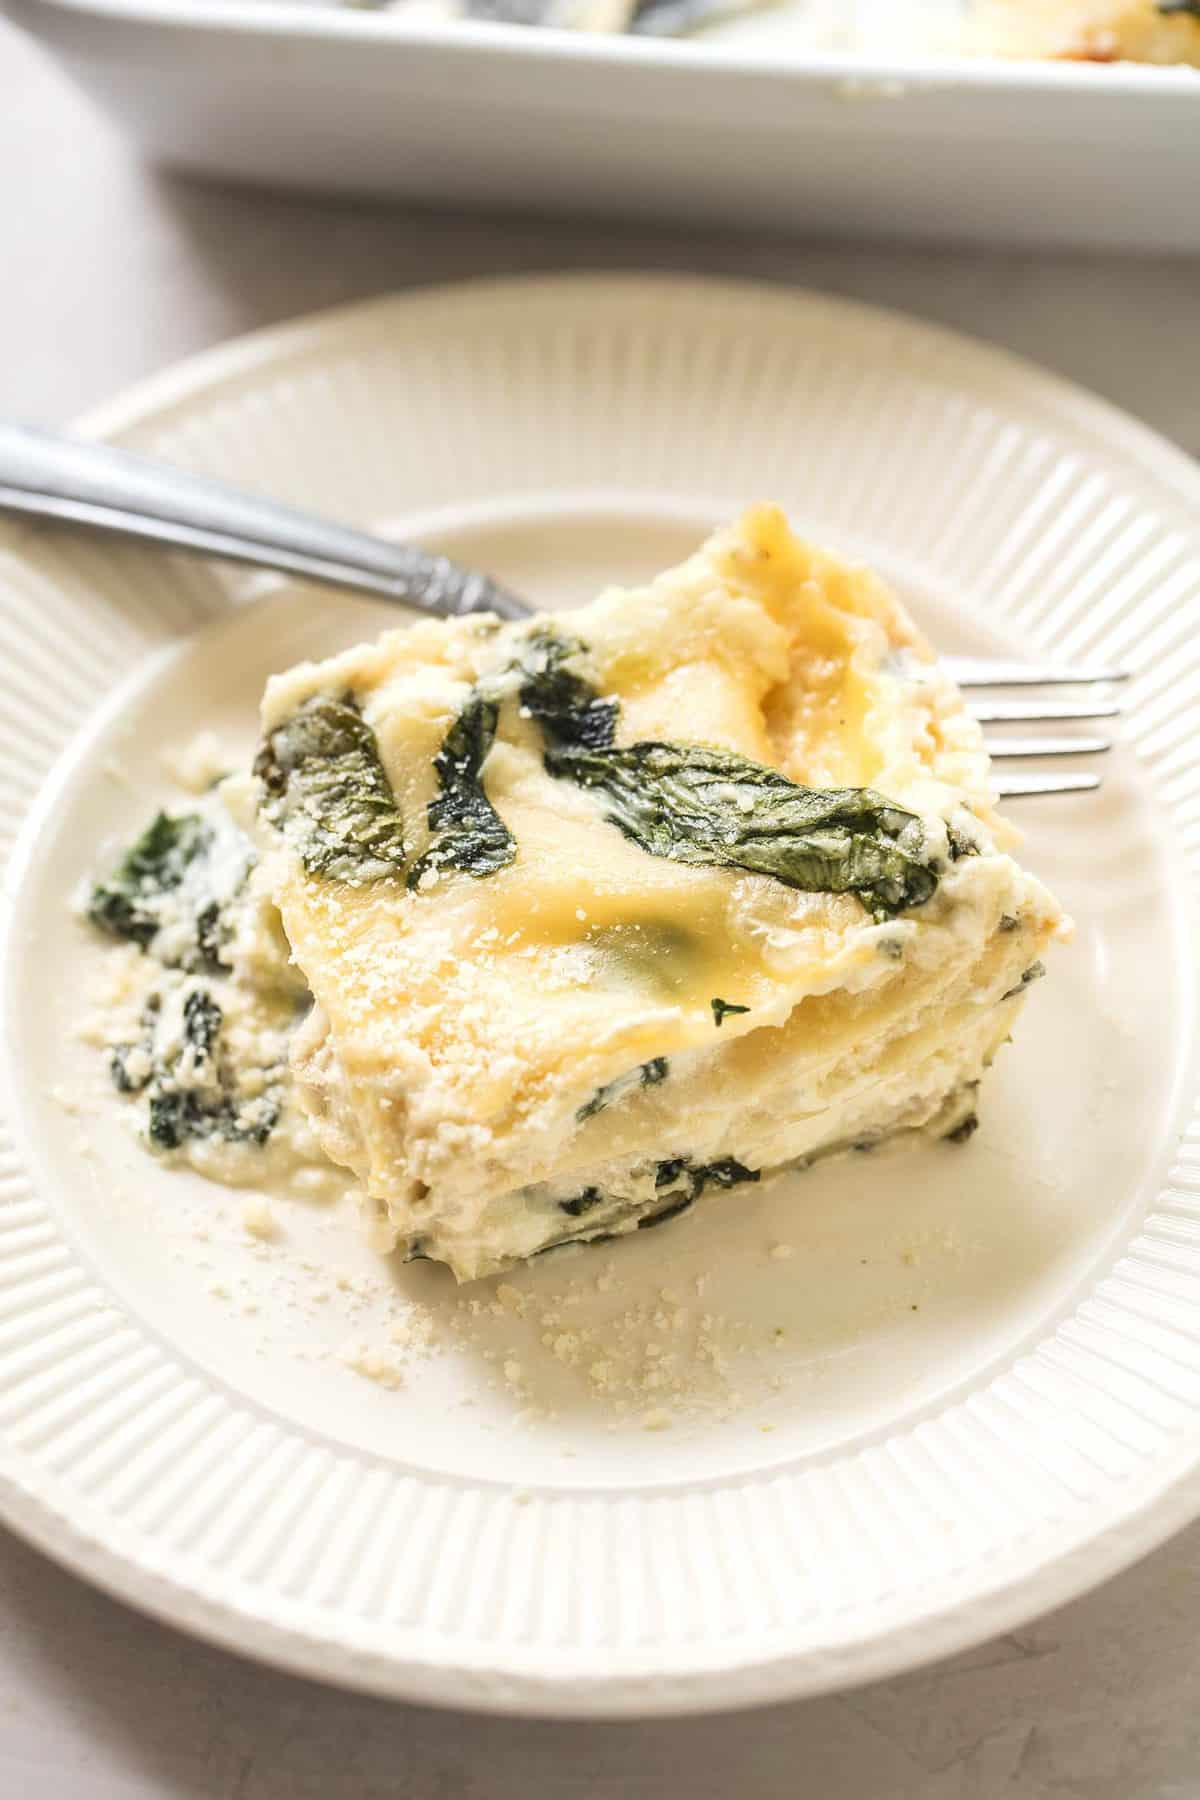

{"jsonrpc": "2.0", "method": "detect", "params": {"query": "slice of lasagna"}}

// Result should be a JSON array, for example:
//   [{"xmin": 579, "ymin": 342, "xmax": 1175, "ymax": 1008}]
[{"xmin": 255, "ymin": 506, "xmax": 1068, "ymax": 1281}]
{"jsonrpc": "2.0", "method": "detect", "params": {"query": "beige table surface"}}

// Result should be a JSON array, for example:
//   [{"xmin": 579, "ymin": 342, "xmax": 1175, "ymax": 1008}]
[{"xmin": 4, "ymin": 19, "xmax": 1200, "ymax": 1798}]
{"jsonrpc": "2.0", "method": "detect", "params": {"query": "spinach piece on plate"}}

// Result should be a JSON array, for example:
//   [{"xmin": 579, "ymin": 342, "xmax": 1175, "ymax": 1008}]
[
  {"xmin": 88, "ymin": 810, "xmax": 248, "ymax": 975},
  {"xmin": 132, "ymin": 984, "xmax": 282, "ymax": 1152},
  {"xmin": 89, "ymin": 811, "xmax": 213, "ymax": 952},
  {"xmin": 109, "ymin": 984, "xmax": 281, "ymax": 1153}
]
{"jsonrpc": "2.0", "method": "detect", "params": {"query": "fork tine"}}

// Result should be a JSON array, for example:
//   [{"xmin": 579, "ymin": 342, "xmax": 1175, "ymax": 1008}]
[
  {"xmin": 984, "ymin": 734, "xmax": 1111, "ymax": 758},
  {"xmin": 946, "ymin": 657, "xmax": 1129, "ymax": 688},
  {"xmin": 971, "ymin": 698, "xmax": 1122, "ymax": 724},
  {"xmin": 993, "ymin": 771, "xmax": 1102, "ymax": 798}
]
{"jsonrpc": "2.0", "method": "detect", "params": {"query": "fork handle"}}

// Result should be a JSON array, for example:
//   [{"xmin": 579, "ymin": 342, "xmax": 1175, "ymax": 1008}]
[{"xmin": 0, "ymin": 422, "xmax": 531, "ymax": 621}]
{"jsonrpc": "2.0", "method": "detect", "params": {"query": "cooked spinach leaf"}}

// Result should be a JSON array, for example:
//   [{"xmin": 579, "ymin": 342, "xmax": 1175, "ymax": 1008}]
[
  {"xmin": 515, "ymin": 630, "xmax": 619, "ymax": 750},
  {"xmin": 946, "ymin": 821, "xmax": 979, "ymax": 863},
  {"xmin": 576, "ymin": 1056, "xmax": 669, "ymax": 1123},
  {"xmin": 406, "ymin": 695, "xmax": 515, "ymax": 889},
  {"xmin": 146, "ymin": 1089, "xmax": 195, "ymax": 1151},
  {"xmin": 111, "ymin": 982, "xmax": 282, "ymax": 1152},
  {"xmin": 576, "ymin": 1086, "xmax": 611, "ymax": 1124},
  {"xmin": 639, "ymin": 1155, "xmax": 759, "ymax": 1228},
  {"xmin": 515, "ymin": 627, "xmax": 937, "ymax": 919},
  {"xmin": 1001, "ymin": 960, "xmax": 1046, "ymax": 1001},
  {"xmin": 255, "ymin": 693, "xmax": 407, "ymax": 882},
  {"xmin": 183, "ymin": 988, "xmax": 222, "ymax": 1055},
  {"xmin": 558, "ymin": 1186, "xmax": 604, "ymax": 1218},
  {"xmin": 654, "ymin": 1156, "xmax": 689, "ymax": 1189},
  {"xmin": 88, "ymin": 810, "xmax": 251, "ymax": 976},
  {"xmin": 147, "ymin": 1081, "xmax": 279, "ymax": 1152},
  {"xmin": 147, "ymin": 1063, "xmax": 280, "ymax": 1152},
  {"xmin": 546, "ymin": 741, "xmax": 938, "ymax": 922},
  {"xmin": 194, "ymin": 900, "xmax": 224, "ymax": 969},
  {"xmin": 1158, "ymin": 1, "xmax": 1200, "ymax": 15},
  {"xmin": 711, "ymin": 997, "xmax": 751, "ymax": 1027},
  {"xmin": 89, "ymin": 812, "xmax": 213, "ymax": 952},
  {"xmin": 653, "ymin": 1155, "xmax": 760, "ymax": 1200},
  {"xmin": 693, "ymin": 1156, "xmax": 760, "ymax": 1194}
]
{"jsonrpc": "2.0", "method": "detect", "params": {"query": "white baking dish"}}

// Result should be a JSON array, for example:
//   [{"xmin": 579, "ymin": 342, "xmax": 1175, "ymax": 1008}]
[{"xmin": 7, "ymin": 0, "xmax": 1199, "ymax": 247}]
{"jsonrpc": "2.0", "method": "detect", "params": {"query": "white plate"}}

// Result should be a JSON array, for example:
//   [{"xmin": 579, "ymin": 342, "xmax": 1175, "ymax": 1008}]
[
  {"xmin": 8, "ymin": 0, "xmax": 1199, "ymax": 251},
  {"xmin": 1, "ymin": 275, "xmax": 1199, "ymax": 1716}
]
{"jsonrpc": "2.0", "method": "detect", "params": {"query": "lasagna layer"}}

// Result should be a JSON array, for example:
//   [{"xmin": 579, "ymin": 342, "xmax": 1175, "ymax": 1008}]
[{"xmin": 257, "ymin": 506, "xmax": 1068, "ymax": 1279}]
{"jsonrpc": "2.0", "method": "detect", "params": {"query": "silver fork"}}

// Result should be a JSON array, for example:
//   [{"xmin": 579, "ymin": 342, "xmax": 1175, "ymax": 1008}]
[
  {"xmin": 0, "ymin": 423, "xmax": 1124, "ymax": 800},
  {"xmin": 941, "ymin": 659, "xmax": 1125, "ymax": 799}
]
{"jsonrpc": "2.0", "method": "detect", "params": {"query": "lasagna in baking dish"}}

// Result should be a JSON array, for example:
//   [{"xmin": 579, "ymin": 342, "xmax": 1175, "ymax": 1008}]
[
  {"xmin": 253, "ymin": 506, "xmax": 1067, "ymax": 1281},
  {"xmin": 968, "ymin": 0, "xmax": 1200, "ymax": 62}
]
